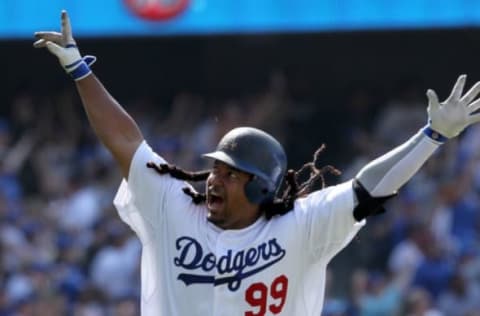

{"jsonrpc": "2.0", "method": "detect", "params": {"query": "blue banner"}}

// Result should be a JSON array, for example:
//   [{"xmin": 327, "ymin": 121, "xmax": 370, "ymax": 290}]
[{"xmin": 2, "ymin": 0, "xmax": 480, "ymax": 39}]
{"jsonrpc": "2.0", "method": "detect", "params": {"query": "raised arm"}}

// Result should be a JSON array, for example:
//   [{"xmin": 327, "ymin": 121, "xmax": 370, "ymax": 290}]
[
  {"xmin": 353, "ymin": 75, "xmax": 480, "ymax": 220},
  {"xmin": 33, "ymin": 11, "xmax": 143, "ymax": 178},
  {"xmin": 74, "ymin": 75, "xmax": 143, "ymax": 177}
]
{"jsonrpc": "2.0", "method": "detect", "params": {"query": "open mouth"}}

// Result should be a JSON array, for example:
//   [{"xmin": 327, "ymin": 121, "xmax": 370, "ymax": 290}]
[{"xmin": 207, "ymin": 192, "xmax": 225, "ymax": 210}]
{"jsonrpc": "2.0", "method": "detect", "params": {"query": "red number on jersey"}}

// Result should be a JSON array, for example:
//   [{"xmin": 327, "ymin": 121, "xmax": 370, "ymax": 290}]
[
  {"xmin": 245, "ymin": 283, "xmax": 268, "ymax": 316},
  {"xmin": 245, "ymin": 275, "xmax": 289, "ymax": 316},
  {"xmin": 269, "ymin": 275, "xmax": 288, "ymax": 314}
]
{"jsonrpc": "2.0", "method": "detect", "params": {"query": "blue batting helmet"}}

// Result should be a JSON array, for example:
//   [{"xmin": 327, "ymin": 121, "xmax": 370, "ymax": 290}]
[{"xmin": 203, "ymin": 127, "xmax": 287, "ymax": 204}]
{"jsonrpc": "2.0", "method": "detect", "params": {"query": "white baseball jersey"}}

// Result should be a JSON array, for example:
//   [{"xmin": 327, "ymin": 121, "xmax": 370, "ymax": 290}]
[{"xmin": 114, "ymin": 141, "xmax": 365, "ymax": 316}]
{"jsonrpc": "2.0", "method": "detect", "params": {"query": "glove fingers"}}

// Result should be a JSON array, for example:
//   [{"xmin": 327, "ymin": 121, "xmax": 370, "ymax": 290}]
[
  {"xmin": 468, "ymin": 98, "xmax": 480, "ymax": 113},
  {"xmin": 61, "ymin": 10, "xmax": 74, "ymax": 43},
  {"xmin": 34, "ymin": 32, "xmax": 64, "ymax": 45},
  {"xmin": 45, "ymin": 41, "xmax": 63, "ymax": 55},
  {"xmin": 447, "ymin": 74, "xmax": 467, "ymax": 102},
  {"xmin": 461, "ymin": 81, "xmax": 480, "ymax": 105},
  {"xmin": 468, "ymin": 113, "xmax": 480, "ymax": 126},
  {"xmin": 33, "ymin": 39, "xmax": 48, "ymax": 48},
  {"xmin": 426, "ymin": 89, "xmax": 440, "ymax": 108}
]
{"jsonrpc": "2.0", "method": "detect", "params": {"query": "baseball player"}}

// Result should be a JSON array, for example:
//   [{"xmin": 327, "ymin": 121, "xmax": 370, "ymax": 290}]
[{"xmin": 34, "ymin": 11, "xmax": 480, "ymax": 316}]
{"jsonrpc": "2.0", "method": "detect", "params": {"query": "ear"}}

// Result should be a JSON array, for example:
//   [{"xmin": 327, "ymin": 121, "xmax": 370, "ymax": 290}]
[{"xmin": 245, "ymin": 177, "xmax": 272, "ymax": 204}]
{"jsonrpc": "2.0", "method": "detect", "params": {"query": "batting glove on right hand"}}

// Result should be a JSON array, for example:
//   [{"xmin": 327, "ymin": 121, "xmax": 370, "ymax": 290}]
[
  {"xmin": 33, "ymin": 10, "xmax": 96, "ymax": 81},
  {"xmin": 426, "ymin": 74, "xmax": 480, "ymax": 139}
]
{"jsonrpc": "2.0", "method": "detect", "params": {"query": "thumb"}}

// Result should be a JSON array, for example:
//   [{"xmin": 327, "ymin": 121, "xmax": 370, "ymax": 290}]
[
  {"xmin": 46, "ymin": 41, "xmax": 63, "ymax": 56},
  {"xmin": 426, "ymin": 89, "xmax": 440, "ymax": 108}
]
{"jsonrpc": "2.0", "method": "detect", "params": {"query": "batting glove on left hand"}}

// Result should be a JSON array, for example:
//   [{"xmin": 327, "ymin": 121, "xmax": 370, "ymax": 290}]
[
  {"xmin": 426, "ymin": 74, "xmax": 480, "ymax": 140},
  {"xmin": 33, "ymin": 10, "xmax": 96, "ymax": 81}
]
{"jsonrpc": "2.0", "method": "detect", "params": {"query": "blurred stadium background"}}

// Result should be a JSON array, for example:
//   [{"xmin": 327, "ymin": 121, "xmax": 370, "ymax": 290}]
[{"xmin": 2, "ymin": 0, "xmax": 480, "ymax": 315}]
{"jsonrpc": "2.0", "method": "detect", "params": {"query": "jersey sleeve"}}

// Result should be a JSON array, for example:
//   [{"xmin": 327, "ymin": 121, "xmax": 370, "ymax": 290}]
[
  {"xmin": 295, "ymin": 180, "xmax": 366, "ymax": 262},
  {"xmin": 113, "ymin": 141, "xmax": 185, "ymax": 244}
]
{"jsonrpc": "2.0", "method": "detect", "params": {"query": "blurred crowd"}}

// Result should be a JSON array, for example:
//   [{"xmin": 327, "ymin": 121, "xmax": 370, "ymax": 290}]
[{"xmin": 1, "ymin": 72, "xmax": 479, "ymax": 316}]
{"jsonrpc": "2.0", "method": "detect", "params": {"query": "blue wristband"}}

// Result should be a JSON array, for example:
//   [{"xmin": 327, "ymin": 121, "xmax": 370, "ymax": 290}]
[
  {"xmin": 64, "ymin": 55, "xmax": 96, "ymax": 81},
  {"xmin": 68, "ymin": 61, "xmax": 91, "ymax": 81},
  {"xmin": 422, "ymin": 125, "xmax": 448, "ymax": 143}
]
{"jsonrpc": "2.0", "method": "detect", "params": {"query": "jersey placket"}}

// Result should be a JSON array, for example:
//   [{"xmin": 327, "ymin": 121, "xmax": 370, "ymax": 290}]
[
  {"xmin": 210, "ymin": 217, "xmax": 268, "ymax": 316},
  {"xmin": 213, "ymin": 231, "xmax": 238, "ymax": 316}
]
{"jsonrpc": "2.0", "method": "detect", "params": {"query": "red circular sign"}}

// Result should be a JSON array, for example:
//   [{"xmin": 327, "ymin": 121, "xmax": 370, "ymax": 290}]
[{"xmin": 124, "ymin": 0, "xmax": 190, "ymax": 21}]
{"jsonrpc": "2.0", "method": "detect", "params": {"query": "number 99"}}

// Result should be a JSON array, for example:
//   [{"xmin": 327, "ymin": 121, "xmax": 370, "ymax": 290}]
[{"xmin": 245, "ymin": 275, "xmax": 289, "ymax": 316}]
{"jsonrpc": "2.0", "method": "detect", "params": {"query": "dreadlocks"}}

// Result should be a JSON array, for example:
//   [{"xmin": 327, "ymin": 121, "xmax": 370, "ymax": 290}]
[{"xmin": 146, "ymin": 144, "xmax": 340, "ymax": 219}]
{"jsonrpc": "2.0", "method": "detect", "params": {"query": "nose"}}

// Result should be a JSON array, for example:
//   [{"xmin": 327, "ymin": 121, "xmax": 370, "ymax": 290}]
[
  {"xmin": 207, "ymin": 172, "xmax": 223, "ymax": 188},
  {"xmin": 207, "ymin": 176, "xmax": 223, "ymax": 197}
]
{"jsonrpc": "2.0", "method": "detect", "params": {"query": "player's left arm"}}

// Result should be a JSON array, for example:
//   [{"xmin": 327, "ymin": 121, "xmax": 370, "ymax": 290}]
[{"xmin": 353, "ymin": 74, "xmax": 480, "ymax": 221}]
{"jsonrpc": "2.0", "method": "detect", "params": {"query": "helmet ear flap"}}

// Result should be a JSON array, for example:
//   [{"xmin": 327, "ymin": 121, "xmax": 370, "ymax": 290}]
[{"xmin": 245, "ymin": 177, "xmax": 272, "ymax": 205}]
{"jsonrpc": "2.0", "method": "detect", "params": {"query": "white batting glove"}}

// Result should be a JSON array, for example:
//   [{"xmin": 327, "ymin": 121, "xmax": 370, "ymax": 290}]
[
  {"xmin": 33, "ymin": 10, "xmax": 96, "ymax": 81},
  {"xmin": 425, "ymin": 74, "xmax": 480, "ymax": 141}
]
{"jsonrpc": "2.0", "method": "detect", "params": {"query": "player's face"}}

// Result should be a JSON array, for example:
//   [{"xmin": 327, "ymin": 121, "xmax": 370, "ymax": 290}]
[{"xmin": 205, "ymin": 160, "xmax": 260, "ymax": 229}]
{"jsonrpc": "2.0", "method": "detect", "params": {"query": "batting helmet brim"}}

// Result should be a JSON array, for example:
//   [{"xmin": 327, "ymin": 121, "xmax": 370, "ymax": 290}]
[{"xmin": 203, "ymin": 151, "xmax": 270, "ymax": 182}]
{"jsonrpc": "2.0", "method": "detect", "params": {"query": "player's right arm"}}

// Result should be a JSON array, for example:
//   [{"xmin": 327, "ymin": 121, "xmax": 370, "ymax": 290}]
[
  {"xmin": 74, "ymin": 75, "xmax": 143, "ymax": 178},
  {"xmin": 33, "ymin": 10, "xmax": 143, "ymax": 178}
]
